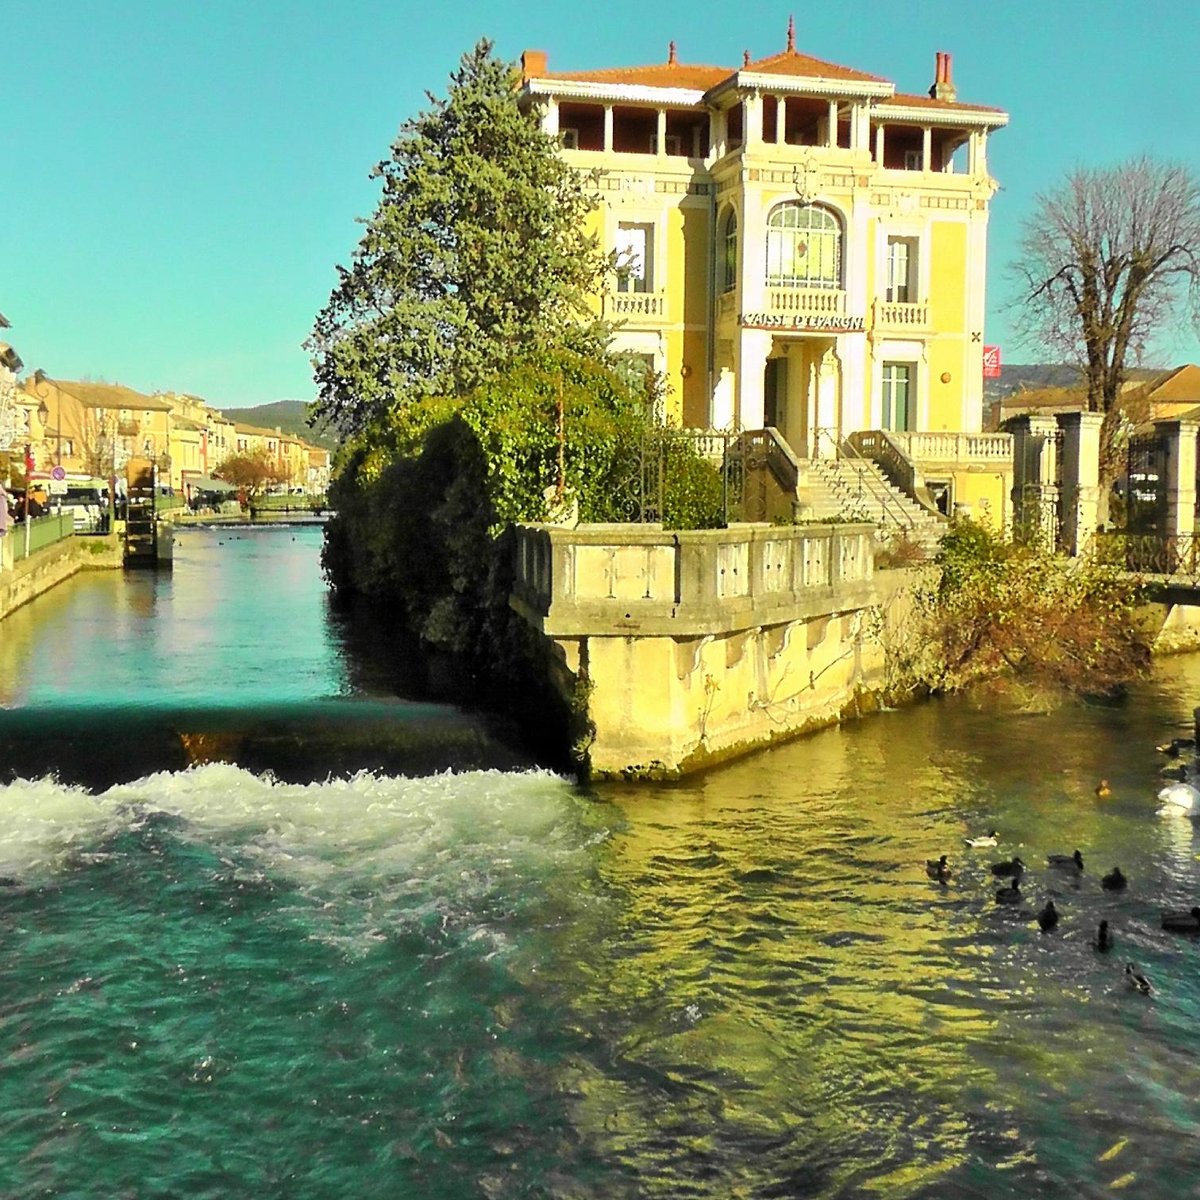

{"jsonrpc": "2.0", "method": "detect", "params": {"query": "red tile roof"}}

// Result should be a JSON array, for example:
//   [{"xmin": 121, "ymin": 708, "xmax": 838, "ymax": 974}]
[
  {"xmin": 883, "ymin": 91, "xmax": 1007, "ymax": 115},
  {"xmin": 543, "ymin": 61, "xmax": 732, "ymax": 90},
  {"xmin": 744, "ymin": 49, "xmax": 888, "ymax": 84}
]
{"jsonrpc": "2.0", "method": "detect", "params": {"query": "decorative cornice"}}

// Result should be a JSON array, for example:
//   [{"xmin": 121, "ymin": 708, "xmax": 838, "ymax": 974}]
[
  {"xmin": 523, "ymin": 78, "xmax": 708, "ymax": 106},
  {"xmin": 876, "ymin": 104, "xmax": 1008, "ymax": 129},
  {"xmin": 707, "ymin": 72, "xmax": 895, "ymax": 105}
]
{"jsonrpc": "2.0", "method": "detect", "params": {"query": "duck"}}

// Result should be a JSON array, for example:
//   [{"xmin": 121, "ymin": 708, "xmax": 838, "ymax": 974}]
[
  {"xmin": 1160, "ymin": 906, "xmax": 1200, "ymax": 933},
  {"xmin": 1156, "ymin": 737, "xmax": 1195, "ymax": 757},
  {"xmin": 1101, "ymin": 867, "xmax": 1128, "ymax": 891},
  {"xmin": 1047, "ymin": 849, "xmax": 1084, "ymax": 872},
  {"xmin": 964, "ymin": 830, "xmax": 999, "ymax": 848},
  {"xmin": 990, "ymin": 856, "xmax": 1025, "ymax": 878},
  {"xmin": 1095, "ymin": 780, "xmax": 1112, "ymax": 799},
  {"xmin": 995, "ymin": 878, "xmax": 1022, "ymax": 904},
  {"xmin": 1094, "ymin": 920, "xmax": 1112, "ymax": 952},
  {"xmin": 1158, "ymin": 781, "xmax": 1200, "ymax": 811},
  {"xmin": 1037, "ymin": 900, "xmax": 1059, "ymax": 932},
  {"xmin": 1125, "ymin": 963, "xmax": 1154, "ymax": 995},
  {"xmin": 925, "ymin": 854, "xmax": 951, "ymax": 883}
]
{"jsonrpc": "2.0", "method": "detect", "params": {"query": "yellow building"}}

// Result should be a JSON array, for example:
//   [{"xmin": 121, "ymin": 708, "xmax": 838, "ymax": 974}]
[{"xmin": 521, "ymin": 30, "xmax": 1011, "ymax": 521}]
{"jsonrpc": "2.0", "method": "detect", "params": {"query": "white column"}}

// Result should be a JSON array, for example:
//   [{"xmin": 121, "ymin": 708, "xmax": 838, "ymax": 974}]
[
  {"xmin": 775, "ymin": 96, "xmax": 786, "ymax": 145},
  {"xmin": 827, "ymin": 101, "xmax": 839, "ymax": 148},
  {"xmin": 814, "ymin": 345, "xmax": 842, "ymax": 455},
  {"xmin": 874, "ymin": 124, "xmax": 884, "ymax": 166},
  {"xmin": 712, "ymin": 108, "xmax": 727, "ymax": 159},
  {"xmin": 543, "ymin": 97, "xmax": 559, "ymax": 138},
  {"xmin": 737, "ymin": 330, "xmax": 773, "ymax": 430},
  {"xmin": 603, "ymin": 105, "xmax": 614, "ymax": 152},
  {"xmin": 921, "ymin": 127, "xmax": 932, "ymax": 172},
  {"xmin": 744, "ymin": 93, "xmax": 763, "ymax": 149},
  {"xmin": 655, "ymin": 108, "xmax": 667, "ymax": 157}
]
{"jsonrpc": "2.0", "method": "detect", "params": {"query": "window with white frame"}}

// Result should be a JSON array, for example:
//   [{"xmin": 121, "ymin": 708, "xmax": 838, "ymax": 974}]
[
  {"xmin": 765, "ymin": 204, "xmax": 842, "ymax": 289},
  {"xmin": 886, "ymin": 237, "xmax": 918, "ymax": 303},
  {"xmin": 615, "ymin": 223, "xmax": 654, "ymax": 293},
  {"xmin": 881, "ymin": 362, "xmax": 915, "ymax": 431},
  {"xmin": 721, "ymin": 208, "xmax": 738, "ymax": 293}
]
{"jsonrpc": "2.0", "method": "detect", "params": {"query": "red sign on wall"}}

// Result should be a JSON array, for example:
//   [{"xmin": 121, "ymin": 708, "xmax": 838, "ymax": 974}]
[{"xmin": 982, "ymin": 345, "xmax": 1002, "ymax": 379}]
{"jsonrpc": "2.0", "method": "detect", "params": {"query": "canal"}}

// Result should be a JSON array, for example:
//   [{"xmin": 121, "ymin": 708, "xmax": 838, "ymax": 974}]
[{"xmin": 3, "ymin": 523, "xmax": 1200, "ymax": 1197}]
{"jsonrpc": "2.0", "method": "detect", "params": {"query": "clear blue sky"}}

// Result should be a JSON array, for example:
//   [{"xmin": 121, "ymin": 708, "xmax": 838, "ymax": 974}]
[{"xmin": 4, "ymin": 0, "xmax": 1199, "ymax": 408}]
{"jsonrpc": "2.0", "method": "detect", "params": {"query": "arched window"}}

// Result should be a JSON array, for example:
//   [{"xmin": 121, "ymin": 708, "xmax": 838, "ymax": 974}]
[
  {"xmin": 765, "ymin": 203, "xmax": 842, "ymax": 289},
  {"xmin": 720, "ymin": 208, "xmax": 738, "ymax": 293}
]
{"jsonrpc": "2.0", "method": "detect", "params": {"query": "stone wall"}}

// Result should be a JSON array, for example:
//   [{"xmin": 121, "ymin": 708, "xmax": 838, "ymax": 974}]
[
  {"xmin": 510, "ymin": 521, "xmax": 908, "ymax": 778},
  {"xmin": 0, "ymin": 535, "xmax": 123, "ymax": 621}
]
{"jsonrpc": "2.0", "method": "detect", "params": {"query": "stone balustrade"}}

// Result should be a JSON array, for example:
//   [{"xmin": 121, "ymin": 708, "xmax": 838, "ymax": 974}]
[
  {"xmin": 606, "ymin": 291, "xmax": 666, "ymax": 319},
  {"xmin": 512, "ymin": 520, "xmax": 876, "ymax": 638},
  {"xmin": 767, "ymin": 287, "xmax": 847, "ymax": 317},
  {"xmin": 884, "ymin": 431, "xmax": 1012, "ymax": 464},
  {"xmin": 873, "ymin": 300, "xmax": 929, "ymax": 329}
]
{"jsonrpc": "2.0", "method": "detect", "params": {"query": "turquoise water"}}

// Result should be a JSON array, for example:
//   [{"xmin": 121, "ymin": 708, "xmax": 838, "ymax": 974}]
[{"xmin": 4, "ymin": 527, "xmax": 1200, "ymax": 1196}]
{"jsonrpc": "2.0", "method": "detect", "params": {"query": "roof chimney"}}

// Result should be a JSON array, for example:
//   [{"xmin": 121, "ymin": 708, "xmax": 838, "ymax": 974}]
[
  {"xmin": 930, "ymin": 50, "xmax": 957, "ymax": 102},
  {"xmin": 521, "ymin": 49, "xmax": 547, "ymax": 81}
]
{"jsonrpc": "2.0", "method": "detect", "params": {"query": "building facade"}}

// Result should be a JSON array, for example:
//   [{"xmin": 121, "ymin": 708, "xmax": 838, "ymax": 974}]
[{"xmin": 520, "ymin": 30, "xmax": 1007, "ymax": 461}]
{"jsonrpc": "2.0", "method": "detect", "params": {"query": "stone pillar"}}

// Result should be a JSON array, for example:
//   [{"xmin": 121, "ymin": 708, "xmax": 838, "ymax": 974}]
[
  {"xmin": 1155, "ymin": 418, "xmax": 1199, "ymax": 542},
  {"xmin": 826, "ymin": 101, "xmax": 839, "ymax": 148},
  {"xmin": 874, "ymin": 124, "xmax": 884, "ymax": 166},
  {"xmin": 921, "ymin": 127, "xmax": 932, "ymax": 172},
  {"xmin": 1056, "ymin": 411, "xmax": 1103, "ymax": 556},
  {"xmin": 655, "ymin": 109, "xmax": 667, "ymax": 157},
  {"xmin": 603, "ymin": 105, "xmax": 614, "ymax": 152},
  {"xmin": 813, "ymin": 346, "xmax": 842, "ymax": 458},
  {"xmin": 1008, "ymin": 415, "xmax": 1059, "ymax": 549}
]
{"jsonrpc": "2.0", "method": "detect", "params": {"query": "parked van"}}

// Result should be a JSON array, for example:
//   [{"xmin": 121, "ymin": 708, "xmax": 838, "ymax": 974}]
[{"xmin": 60, "ymin": 484, "xmax": 108, "ymax": 532}]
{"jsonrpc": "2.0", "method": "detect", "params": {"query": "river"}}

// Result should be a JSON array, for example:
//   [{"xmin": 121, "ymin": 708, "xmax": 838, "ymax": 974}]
[{"xmin": 2, "ymin": 524, "xmax": 1200, "ymax": 1197}]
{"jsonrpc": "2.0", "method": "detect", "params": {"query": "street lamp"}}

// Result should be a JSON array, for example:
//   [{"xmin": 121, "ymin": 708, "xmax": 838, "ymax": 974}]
[{"xmin": 31, "ymin": 370, "xmax": 60, "ymax": 466}]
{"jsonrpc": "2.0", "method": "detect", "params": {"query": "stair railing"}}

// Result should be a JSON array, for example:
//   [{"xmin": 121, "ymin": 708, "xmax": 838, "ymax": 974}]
[{"xmin": 814, "ymin": 428, "xmax": 918, "ymax": 535}]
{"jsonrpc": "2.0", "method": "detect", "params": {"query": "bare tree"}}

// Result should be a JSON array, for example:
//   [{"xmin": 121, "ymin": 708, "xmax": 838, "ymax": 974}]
[{"xmin": 1013, "ymin": 157, "xmax": 1200, "ymax": 483}]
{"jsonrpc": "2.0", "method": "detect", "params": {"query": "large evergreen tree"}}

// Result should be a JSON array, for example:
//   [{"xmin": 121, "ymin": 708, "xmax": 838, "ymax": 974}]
[{"xmin": 308, "ymin": 40, "xmax": 610, "ymax": 436}]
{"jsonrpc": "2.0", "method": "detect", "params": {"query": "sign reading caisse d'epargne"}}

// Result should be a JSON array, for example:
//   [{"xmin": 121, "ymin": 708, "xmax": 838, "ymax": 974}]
[{"xmin": 740, "ymin": 312, "xmax": 865, "ymax": 333}]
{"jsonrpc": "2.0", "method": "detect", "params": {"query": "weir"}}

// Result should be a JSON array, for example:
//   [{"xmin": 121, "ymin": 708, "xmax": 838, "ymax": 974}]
[{"xmin": 510, "ymin": 520, "xmax": 899, "ymax": 777}]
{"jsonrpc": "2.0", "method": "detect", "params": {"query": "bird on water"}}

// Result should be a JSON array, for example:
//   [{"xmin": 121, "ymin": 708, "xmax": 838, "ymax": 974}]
[
  {"xmin": 1047, "ymin": 849, "xmax": 1084, "ymax": 872},
  {"xmin": 1094, "ymin": 920, "xmax": 1111, "ymax": 952},
  {"xmin": 1101, "ymin": 867, "xmax": 1128, "ymax": 891},
  {"xmin": 1125, "ymin": 964, "xmax": 1153, "ymax": 995},
  {"xmin": 995, "ymin": 878, "xmax": 1021, "ymax": 905},
  {"xmin": 964, "ymin": 830, "xmax": 999, "ymax": 848},
  {"xmin": 1160, "ymin": 906, "xmax": 1200, "ymax": 934},
  {"xmin": 1095, "ymin": 779, "xmax": 1112, "ymax": 799},
  {"xmin": 1037, "ymin": 900, "xmax": 1059, "ymax": 932},
  {"xmin": 990, "ymin": 857, "xmax": 1025, "ymax": 878},
  {"xmin": 926, "ymin": 855, "xmax": 951, "ymax": 883}
]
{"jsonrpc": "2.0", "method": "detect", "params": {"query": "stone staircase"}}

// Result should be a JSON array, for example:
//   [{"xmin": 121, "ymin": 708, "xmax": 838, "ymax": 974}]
[{"xmin": 797, "ymin": 456, "xmax": 946, "ymax": 554}]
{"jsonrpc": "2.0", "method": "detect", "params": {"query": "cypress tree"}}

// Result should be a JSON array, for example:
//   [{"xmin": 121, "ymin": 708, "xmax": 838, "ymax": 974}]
[{"xmin": 308, "ymin": 39, "xmax": 610, "ymax": 436}]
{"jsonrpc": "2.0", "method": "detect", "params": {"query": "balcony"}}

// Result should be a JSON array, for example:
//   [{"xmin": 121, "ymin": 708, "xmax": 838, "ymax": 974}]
[
  {"xmin": 767, "ymin": 287, "xmax": 846, "ymax": 317},
  {"xmin": 874, "ymin": 300, "xmax": 930, "ymax": 330},
  {"xmin": 606, "ymin": 290, "xmax": 667, "ymax": 322}
]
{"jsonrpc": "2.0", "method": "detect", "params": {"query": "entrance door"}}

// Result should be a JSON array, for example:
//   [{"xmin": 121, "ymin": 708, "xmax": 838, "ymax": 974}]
[{"xmin": 764, "ymin": 357, "xmax": 788, "ymax": 431}]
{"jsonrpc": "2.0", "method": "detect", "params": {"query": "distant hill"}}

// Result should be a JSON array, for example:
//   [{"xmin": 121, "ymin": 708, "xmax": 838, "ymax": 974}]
[
  {"xmin": 218, "ymin": 400, "xmax": 340, "ymax": 452},
  {"xmin": 984, "ymin": 363, "xmax": 1165, "ymax": 404}
]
